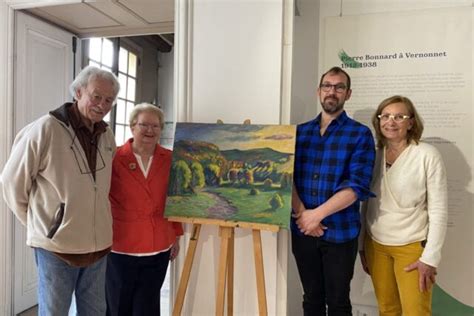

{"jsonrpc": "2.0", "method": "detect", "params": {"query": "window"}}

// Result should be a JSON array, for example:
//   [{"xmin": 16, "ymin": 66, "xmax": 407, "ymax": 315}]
[
  {"xmin": 115, "ymin": 46, "xmax": 137, "ymax": 145},
  {"xmin": 86, "ymin": 38, "xmax": 138, "ymax": 145},
  {"xmin": 88, "ymin": 37, "xmax": 114, "ymax": 72}
]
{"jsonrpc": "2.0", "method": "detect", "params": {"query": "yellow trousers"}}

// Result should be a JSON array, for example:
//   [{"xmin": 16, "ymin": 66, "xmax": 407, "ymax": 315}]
[{"xmin": 365, "ymin": 236, "xmax": 432, "ymax": 316}]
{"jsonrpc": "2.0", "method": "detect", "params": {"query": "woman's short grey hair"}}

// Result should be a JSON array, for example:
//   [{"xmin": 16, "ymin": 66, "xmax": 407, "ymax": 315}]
[
  {"xmin": 69, "ymin": 65, "xmax": 120, "ymax": 101},
  {"xmin": 129, "ymin": 103, "xmax": 165, "ymax": 130}
]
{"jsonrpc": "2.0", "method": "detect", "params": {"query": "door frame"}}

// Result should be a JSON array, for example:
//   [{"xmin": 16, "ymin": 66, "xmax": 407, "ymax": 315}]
[{"xmin": 0, "ymin": 1, "xmax": 191, "ymax": 314}]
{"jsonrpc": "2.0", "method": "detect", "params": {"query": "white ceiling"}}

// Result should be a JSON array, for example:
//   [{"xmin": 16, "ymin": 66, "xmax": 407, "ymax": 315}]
[{"xmin": 26, "ymin": 0, "xmax": 174, "ymax": 38}]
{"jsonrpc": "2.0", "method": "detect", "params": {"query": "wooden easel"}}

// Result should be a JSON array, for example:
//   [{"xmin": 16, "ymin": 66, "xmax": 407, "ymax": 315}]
[{"xmin": 169, "ymin": 217, "xmax": 279, "ymax": 316}]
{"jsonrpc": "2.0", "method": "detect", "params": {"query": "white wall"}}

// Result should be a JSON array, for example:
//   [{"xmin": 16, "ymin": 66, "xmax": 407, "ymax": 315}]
[
  {"xmin": 175, "ymin": 0, "xmax": 287, "ymax": 315},
  {"xmin": 290, "ymin": 0, "xmax": 320, "ymax": 125},
  {"xmin": 190, "ymin": 0, "xmax": 283, "ymax": 125}
]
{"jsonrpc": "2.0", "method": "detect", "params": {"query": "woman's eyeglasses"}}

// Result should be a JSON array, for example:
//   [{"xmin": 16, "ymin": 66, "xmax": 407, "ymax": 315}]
[
  {"xmin": 136, "ymin": 123, "xmax": 161, "ymax": 131},
  {"xmin": 377, "ymin": 113, "xmax": 411, "ymax": 123}
]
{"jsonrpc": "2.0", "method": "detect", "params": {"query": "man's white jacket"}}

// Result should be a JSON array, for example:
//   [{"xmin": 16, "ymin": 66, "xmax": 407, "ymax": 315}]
[{"xmin": 1, "ymin": 103, "xmax": 116, "ymax": 254}]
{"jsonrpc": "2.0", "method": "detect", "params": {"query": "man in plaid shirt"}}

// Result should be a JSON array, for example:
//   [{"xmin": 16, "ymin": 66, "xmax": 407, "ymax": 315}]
[{"xmin": 291, "ymin": 66, "xmax": 375, "ymax": 315}]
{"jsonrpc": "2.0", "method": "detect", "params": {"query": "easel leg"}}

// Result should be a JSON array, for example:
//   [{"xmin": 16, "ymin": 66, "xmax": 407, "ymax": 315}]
[
  {"xmin": 227, "ymin": 229, "xmax": 234, "ymax": 316},
  {"xmin": 216, "ymin": 226, "xmax": 233, "ymax": 316},
  {"xmin": 253, "ymin": 229, "xmax": 268, "ymax": 316},
  {"xmin": 172, "ymin": 224, "xmax": 201, "ymax": 316}
]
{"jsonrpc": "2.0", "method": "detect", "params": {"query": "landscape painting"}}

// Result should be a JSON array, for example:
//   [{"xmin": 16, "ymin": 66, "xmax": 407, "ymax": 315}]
[{"xmin": 165, "ymin": 123, "xmax": 296, "ymax": 229}]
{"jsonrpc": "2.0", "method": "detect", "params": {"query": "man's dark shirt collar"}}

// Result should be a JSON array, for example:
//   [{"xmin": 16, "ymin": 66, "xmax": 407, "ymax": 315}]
[
  {"xmin": 313, "ymin": 110, "xmax": 349, "ymax": 127},
  {"xmin": 50, "ymin": 101, "xmax": 108, "ymax": 133}
]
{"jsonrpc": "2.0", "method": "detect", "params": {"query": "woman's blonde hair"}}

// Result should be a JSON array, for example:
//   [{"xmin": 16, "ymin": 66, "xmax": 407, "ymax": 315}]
[
  {"xmin": 128, "ymin": 103, "xmax": 164, "ymax": 130},
  {"xmin": 372, "ymin": 95, "xmax": 424, "ymax": 148}
]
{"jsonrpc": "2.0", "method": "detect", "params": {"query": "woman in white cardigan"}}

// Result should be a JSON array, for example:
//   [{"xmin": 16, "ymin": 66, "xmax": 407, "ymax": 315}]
[{"xmin": 359, "ymin": 95, "xmax": 448, "ymax": 316}]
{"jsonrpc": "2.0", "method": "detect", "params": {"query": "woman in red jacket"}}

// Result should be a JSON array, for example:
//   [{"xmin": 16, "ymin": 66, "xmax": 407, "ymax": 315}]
[{"xmin": 106, "ymin": 103, "xmax": 183, "ymax": 316}]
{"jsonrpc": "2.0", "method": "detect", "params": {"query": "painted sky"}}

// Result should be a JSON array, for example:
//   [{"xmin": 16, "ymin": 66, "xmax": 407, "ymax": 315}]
[{"xmin": 174, "ymin": 123, "xmax": 296, "ymax": 153}]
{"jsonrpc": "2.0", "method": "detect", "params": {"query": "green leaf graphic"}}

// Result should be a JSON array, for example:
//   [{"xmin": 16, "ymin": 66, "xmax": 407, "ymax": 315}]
[
  {"xmin": 433, "ymin": 284, "xmax": 474, "ymax": 316},
  {"xmin": 338, "ymin": 50, "xmax": 362, "ymax": 68}
]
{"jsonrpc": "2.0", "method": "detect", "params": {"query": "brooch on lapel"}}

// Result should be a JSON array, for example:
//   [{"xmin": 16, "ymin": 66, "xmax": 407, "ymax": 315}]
[{"xmin": 129, "ymin": 163, "xmax": 137, "ymax": 170}]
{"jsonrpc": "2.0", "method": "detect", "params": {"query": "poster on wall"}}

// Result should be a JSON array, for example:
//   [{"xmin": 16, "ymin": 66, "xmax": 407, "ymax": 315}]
[
  {"xmin": 165, "ymin": 123, "xmax": 296, "ymax": 229},
  {"xmin": 322, "ymin": 7, "xmax": 473, "ymax": 314}
]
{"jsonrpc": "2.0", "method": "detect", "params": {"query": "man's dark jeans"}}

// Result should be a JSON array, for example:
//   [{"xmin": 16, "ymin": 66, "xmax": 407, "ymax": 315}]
[{"xmin": 292, "ymin": 232, "xmax": 358, "ymax": 316}]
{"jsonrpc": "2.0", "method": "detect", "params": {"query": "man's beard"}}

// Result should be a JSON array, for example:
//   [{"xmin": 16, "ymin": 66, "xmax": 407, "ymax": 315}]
[{"xmin": 321, "ymin": 96, "xmax": 344, "ymax": 114}]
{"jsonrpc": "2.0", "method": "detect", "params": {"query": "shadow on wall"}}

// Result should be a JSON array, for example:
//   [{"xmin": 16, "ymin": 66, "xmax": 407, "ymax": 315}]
[
  {"xmin": 351, "ymin": 107, "xmax": 375, "ymax": 134},
  {"xmin": 290, "ymin": 95, "xmax": 319, "ymax": 125},
  {"xmin": 350, "ymin": 108, "xmax": 379, "ymax": 310}
]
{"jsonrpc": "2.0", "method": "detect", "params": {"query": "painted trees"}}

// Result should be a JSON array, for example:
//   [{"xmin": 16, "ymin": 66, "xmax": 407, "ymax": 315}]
[
  {"xmin": 169, "ymin": 160, "xmax": 192, "ymax": 195},
  {"xmin": 269, "ymin": 192, "xmax": 284, "ymax": 210},
  {"xmin": 205, "ymin": 164, "xmax": 221, "ymax": 186},
  {"xmin": 190, "ymin": 161, "xmax": 205, "ymax": 190}
]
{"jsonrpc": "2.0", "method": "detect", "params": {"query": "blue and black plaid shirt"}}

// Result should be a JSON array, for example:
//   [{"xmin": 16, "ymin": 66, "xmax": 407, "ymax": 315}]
[{"xmin": 291, "ymin": 111, "xmax": 375, "ymax": 243}]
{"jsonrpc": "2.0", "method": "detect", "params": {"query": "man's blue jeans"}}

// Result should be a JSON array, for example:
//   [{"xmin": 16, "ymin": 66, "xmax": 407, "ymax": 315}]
[{"xmin": 34, "ymin": 248, "xmax": 107, "ymax": 316}]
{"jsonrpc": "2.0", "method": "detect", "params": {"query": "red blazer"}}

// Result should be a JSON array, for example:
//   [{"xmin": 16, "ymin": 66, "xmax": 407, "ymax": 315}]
[{"xmin": 109, "ymin": 139, "xmax": 183, "ymax": 253}]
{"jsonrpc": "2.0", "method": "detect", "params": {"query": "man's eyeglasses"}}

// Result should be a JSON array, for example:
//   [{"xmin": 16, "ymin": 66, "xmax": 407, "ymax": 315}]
[
  {"xmin": 377, "ymin": 113, "xmax": 411, "ymax": 123},
  {"xmin": 319, "ymin": 83, "xmax": 347, "ymax": 93},
  {"xmin": 136, "ymin": 123, "xmax": 161, "ymax": 131}
]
